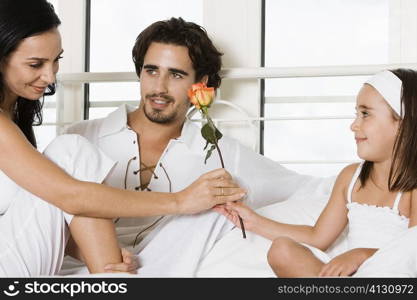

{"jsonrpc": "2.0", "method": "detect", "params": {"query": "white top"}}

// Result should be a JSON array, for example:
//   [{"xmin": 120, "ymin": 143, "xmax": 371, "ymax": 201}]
[
  {"xmin": 0, "ymin": 134, "xmax": 115, "ymax": 223},
  {"xmin": 0, "ymin": 134, "xmax": 115, "ymax": 276},
  {"xmin": 346, "ymin": 162, "xmax": 409, "ymax": 250}
]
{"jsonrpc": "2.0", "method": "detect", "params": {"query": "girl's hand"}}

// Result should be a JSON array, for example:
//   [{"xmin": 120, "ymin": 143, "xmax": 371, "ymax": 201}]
[
  {"xmin": 318, "ymin": 248, "xmax": 376, "ymax": 277},
  {"xmin": 104, "ymin": 248, "xmax": 139, "ymax": 274},
  {"xmin": 213, "ymin": 201, "xmax": 261, "ymax": 232}
]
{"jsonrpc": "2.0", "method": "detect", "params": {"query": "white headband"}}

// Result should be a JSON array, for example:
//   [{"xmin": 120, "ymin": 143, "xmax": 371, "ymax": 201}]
[{"xmin": 365, "ymin": 70, "xmax": 403, "ymax": 117}]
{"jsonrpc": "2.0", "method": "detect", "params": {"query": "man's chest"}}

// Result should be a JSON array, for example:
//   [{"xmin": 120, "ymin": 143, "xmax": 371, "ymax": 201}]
[
  {"xmin": 137, "ymin": 143, "xmax": 165, "ymax": 190},
  {"xmin": 100, "ymin": 135, "xmax": 214, "ymax": 191}
]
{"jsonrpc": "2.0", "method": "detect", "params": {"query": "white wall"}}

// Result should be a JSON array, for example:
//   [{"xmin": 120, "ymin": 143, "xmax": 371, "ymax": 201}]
[{"xmin": 203, "ymin": 0, "xmax": 262, "ymax": 151}]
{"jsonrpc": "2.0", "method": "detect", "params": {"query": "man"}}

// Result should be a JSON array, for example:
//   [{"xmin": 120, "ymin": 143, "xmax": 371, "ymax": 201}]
[{"xmin": 61, "ymin": 17, "xmax": 310, "ymax": 276}]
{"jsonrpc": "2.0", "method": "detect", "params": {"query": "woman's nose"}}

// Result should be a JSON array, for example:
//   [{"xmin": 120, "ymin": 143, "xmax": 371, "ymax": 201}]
[{"xmin": 40, "ymin": 66, "xmax": 56, "ymax": 85}]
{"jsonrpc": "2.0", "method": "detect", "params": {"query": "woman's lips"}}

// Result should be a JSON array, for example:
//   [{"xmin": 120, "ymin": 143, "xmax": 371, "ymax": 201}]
[{"xmin": 31, "ymin": 85, "xmax": 47, "ymax": 93}]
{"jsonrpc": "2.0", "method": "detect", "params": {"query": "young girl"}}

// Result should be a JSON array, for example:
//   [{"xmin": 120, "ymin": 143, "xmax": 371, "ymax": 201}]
[
  {"xmin": 217, "ymin": 69, "xmax": 417, "ymax": 277},
  {"xmin": 0, "ymin": 0, "xmax": 244, "ymax": 276}
]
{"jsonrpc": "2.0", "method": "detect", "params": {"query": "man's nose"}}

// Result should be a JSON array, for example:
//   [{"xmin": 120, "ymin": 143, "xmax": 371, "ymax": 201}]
[{"xmin": 154, "ymin": 75, "xmax": 168, "ymax": 94}]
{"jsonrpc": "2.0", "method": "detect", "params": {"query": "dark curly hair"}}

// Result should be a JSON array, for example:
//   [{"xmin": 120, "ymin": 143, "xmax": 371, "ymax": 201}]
[
  {"xmin": 132, "ymin": 17, "xmax": 223, "ymax": 89},
  {"xmin": 0, "ymin": 0, "xmax": 60, "ymax": 148}
]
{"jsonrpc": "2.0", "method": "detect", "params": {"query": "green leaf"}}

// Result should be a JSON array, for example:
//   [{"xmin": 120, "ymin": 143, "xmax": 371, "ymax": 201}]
[
  {"xmin": 201, "ymin": 123, "xmax": 215, "ymax": 144},
  {"xmin": 203, "ymin": 140, "xmax": 209, "ymax": 151},
  {"xmin": 214, "ymin": 127, "xmax": 223, "ymax": 140},
  {"xmin": 201, "ymin": 122, "xmax": 223, "ymax": 144},
  {"xmin": 204, "ymin": 145, "xmax": 216, "ymax": 164}
]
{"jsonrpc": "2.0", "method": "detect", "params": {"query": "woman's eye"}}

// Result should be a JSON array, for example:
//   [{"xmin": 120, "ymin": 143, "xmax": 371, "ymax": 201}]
[
  {"xmin": 29, "ymin": 64, "xmax": 42, "ymax": 68},
  {"xmin": 361, "ymin": 111, "xmax": 369, "ymax": 117}
]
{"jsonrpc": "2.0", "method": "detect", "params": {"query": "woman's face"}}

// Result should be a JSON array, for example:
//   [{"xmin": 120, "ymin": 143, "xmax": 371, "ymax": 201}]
[{"xmin": 1, "ymin": 28, "xmax": 63, "ymax": 103}]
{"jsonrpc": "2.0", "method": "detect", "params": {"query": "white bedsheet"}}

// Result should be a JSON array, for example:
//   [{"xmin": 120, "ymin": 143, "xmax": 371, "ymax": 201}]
[
  {"xmin": 63, "ymin": 174, "xmax": 417, "ymax": 277},
  {"xmin": 196, "ymin": 175, "xmax": 417, "ymax": 278},
  {"xmin": 196, "ymin": 176, "xmax": 344, "ymax": 277}
]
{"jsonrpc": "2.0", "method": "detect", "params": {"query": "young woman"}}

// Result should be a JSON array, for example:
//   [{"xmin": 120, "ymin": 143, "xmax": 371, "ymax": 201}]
[
  {"xmin": 0, "ymin": 0, "xmax": 245, "ymax": 276},
  {"xmin": 217, "ymin": 69, "xmax": 417, "ymax": 277}
]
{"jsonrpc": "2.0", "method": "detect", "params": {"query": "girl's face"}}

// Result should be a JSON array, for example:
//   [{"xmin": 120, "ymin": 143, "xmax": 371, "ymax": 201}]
[
  {"xmin": 350, "ymin": 84, "xmax": 400, "ymax": 162},
  {"xmin": 1, "ymin": 28, "xmax": 63, "ymax": 104}
]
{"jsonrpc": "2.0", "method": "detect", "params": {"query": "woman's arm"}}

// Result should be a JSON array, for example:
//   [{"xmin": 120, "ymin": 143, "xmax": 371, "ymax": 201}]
[
  {"xmin": 218, "ymin": 164, "xmax": 357, "ymax": 250},
  {"xmin": 0, "ymin": 115, "xmax": 245, "ymax": 218}
]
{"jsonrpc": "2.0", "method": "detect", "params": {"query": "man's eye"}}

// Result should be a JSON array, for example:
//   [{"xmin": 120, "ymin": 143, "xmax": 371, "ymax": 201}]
[
  {"xmin": 361, "ymin": 111, "xmax": 369, "ymax": 117},
  {"xmin": 146, "ymin": 69, "xmax": 157, "ymax": 75},
  {"xmin": 172, "ymin": 73, "xmax": 183, "ymax": 79}
]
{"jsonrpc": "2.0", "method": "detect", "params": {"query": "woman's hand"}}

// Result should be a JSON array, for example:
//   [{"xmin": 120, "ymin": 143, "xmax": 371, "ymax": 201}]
[
  {"xmin": 213, "ymin": 201, "xmax": 260, "ymax": 232},
  {"xmin": 175, "ymin": 168, "xmax": 246, "ymax": 214},
  {"xmin": 318, "ymin": 248, "xmax": 377, "ymax": 277},
  {"xmin": 104, "ymin": 248, "xmax": 139, "ymax": 274}
]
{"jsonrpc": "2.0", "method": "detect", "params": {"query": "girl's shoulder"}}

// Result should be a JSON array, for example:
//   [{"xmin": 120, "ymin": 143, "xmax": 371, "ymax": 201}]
[
  {"xmin": 333, "ymin": 163, "xmax": 361, "ymax": 193},
  {"xmin": 338, "ymin": 163, "xmax": 360, "ymax": 181}
]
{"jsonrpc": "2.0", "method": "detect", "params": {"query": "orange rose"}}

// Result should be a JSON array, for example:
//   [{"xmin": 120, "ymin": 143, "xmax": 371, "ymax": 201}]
[{"xmin": 188, "ymin": 83, "xmax": 215, "ymax": 109}]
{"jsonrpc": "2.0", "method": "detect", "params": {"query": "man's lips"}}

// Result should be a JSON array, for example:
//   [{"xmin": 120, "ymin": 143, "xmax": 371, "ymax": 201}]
[{"xmin": 146, "ymin": 95, "xmax": 174, "ymax": 108}]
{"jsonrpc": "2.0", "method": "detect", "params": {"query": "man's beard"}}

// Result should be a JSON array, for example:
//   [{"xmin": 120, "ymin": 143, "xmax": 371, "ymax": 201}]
[
  {"xmin": 144, "ymin": 106, "xmax": 178, "ymax": 124},
  {"xmin": 143, "ymin": 93, "xmax": 178, "ymax": 124}
]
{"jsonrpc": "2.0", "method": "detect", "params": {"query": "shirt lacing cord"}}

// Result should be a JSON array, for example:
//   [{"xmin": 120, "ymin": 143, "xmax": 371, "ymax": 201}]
[
  {"xmin": 116, "ymin": 156, "xmax": 173, "ymax": 246},
  {"xmin": 133, "ymin": 163, "xmax": 158, "ymax": 191},
  {"xmin": 114, "ymin": 155, "xmax": 138, "ymax": 224},
  {"xmin": 131, "ymin": 162, "xmax": 172, "ymax": 247}
]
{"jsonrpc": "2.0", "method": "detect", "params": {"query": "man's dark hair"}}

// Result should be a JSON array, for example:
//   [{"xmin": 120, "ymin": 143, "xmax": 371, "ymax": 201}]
[{"xmin": 132, "ymin": 17, "xmax": 223, "ymax": 89}]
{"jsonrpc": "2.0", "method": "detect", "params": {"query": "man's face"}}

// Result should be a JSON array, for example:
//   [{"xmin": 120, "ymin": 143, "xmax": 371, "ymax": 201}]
[{"xmin": 139, "ymin": 42, "xmax": 197, "ymax": 124}]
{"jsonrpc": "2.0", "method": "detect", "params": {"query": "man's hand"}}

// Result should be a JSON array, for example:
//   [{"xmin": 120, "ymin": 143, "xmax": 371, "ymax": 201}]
[
  {"xmin": 104, "ymin": 248, "xmax": 139, "ymax": 274},
  {"xmin": 175, "ymin": 168, "xmax": 246, "ymax": 214},
  {"xmin": 318, "ymin": 248, "xmax": 377, "ymax": 277}
]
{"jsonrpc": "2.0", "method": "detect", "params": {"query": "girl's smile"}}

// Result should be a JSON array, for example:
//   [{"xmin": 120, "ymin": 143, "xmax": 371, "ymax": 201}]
[{"xmin": 351, "ymin": 84, "xmax": 400, "ymax": 162}]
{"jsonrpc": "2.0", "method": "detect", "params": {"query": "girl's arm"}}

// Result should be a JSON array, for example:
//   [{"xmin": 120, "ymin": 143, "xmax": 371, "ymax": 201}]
[
  {"xmin": 318, "ymin": 247, "xmax": 377, "ymax": 277},
  {"xmin": 0, "ymin": 115, "xmax": 245, "ymax": 218},
  {"xmin": 217, "ymin": 164, "xmax": 358, "ymax": 251}
]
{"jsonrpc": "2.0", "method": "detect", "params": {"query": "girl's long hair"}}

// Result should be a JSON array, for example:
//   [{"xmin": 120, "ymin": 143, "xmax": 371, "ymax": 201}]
[
  {"xmin": 359, "ymin": 68, "xmax": 417, "ymax": 192},
  {"xmin": 0, "ymin": 0, "xmax": 61, "ymax": 148}
]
